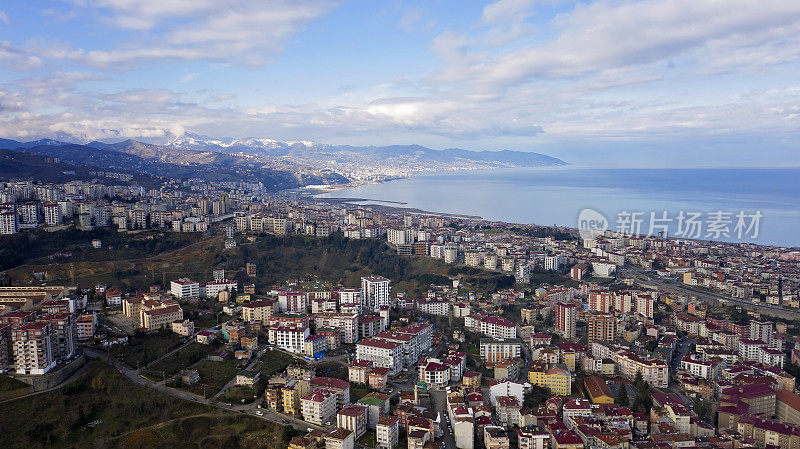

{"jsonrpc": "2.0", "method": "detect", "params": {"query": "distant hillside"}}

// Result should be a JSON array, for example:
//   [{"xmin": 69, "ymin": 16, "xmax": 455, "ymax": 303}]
[
  {"xmin": 167, "ymin": 132, "xmax": 568, "ymax": 168},
  {"xmin": 0, "ymin": 139, "xmax": 347, "ymax": 191},
  {"xmin": 0, "ymin": 132, "xmax": 566, "ymax": 188}
]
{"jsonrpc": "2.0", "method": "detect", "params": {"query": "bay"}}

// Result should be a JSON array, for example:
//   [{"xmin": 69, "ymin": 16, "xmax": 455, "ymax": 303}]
[{"xmin": 316, "ymin": 167, "xmax": 800, "ymax": 247}]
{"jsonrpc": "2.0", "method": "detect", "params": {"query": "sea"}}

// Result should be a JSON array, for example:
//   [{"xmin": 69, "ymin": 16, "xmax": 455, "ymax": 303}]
[{"xmin": 315, "ymin": 167, "xmax": 800, "ymax": 248}]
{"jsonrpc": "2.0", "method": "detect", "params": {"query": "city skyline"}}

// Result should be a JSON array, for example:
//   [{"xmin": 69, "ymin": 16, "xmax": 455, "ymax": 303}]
[{"xmin": 1, "ymin": 1, "xmax": 800, "ymax": 167}]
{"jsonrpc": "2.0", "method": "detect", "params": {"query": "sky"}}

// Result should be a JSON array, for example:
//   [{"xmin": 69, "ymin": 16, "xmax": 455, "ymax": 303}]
[{"xmin": 1, "ymin": 0, "xmax": 800, "ymax": 167}]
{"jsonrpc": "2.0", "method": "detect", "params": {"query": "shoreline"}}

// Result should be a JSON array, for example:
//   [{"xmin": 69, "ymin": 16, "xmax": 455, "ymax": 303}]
[{"xmin": 295, "ymin": 169, "xmax": 800, "ymax": 250}]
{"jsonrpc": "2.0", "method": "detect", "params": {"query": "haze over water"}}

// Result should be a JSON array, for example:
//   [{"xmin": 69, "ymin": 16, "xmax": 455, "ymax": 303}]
[{"xmin": 317, "ymin": 167, "xmax": 800, "ymax": 247}]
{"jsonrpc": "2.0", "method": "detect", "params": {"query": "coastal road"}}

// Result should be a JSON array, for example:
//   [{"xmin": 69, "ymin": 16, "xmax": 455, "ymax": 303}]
[{"xmin": 622, "ymin": 266, "xmax": 800, "ymax": 319}]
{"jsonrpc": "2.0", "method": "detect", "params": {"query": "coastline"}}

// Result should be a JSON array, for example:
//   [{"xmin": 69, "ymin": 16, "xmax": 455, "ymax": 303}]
[{"xmin": 298, "ymin": 166, "xmax": 800, "ymax": 249}]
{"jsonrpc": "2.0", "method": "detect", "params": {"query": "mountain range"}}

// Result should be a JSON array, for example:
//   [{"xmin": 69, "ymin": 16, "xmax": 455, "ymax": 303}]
[{"xmin": 0, "ymin": 134, "xmax": 567, "ymax": 190}]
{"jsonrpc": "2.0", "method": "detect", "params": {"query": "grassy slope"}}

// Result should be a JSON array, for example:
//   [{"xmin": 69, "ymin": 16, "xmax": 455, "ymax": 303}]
[
  {"xmin": 0, "ymin": 361, "xmax": 292, "ymax": 449},
  {"xmin": 6, "ymin": 230, "xmax": 531, "ymax": 295}
]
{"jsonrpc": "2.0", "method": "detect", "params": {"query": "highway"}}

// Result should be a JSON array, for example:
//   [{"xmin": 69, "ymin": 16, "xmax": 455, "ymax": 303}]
[{"xmin": 621, "ymin": 266, "xmax": 800, "ymax": 319}]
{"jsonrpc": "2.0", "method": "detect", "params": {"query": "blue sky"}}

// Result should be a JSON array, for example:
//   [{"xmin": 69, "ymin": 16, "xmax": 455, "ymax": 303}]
[{"xmin": 1, "ymin": 0, "xmax": 800, "ymax": 167}]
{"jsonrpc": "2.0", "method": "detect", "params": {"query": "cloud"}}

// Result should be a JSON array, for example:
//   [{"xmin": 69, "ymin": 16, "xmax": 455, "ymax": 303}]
[
  {"xmin": 36, "ymin": 0, "xmax": 336, "ymax": 68},
  {"xmin": 482, "ymin": 0, "xmax": 536, "ymax": 24},
  {"xmin": 180, "ymin": 72, "xmax": 198, "ymax": 83},
  {"xmin": 0, "ymin": 11, "xmax": 9, "ymax": 24},
  {"xmin": 0, "ymin": 41, "xmax": 44, "ymax": 70},
  {"xmin": 2, "ymin": 0, "xmax": 800, "ymax": 166},
  {"xmin": 442, "ymin": 0, "xmax": 800, "ymax": 89}
]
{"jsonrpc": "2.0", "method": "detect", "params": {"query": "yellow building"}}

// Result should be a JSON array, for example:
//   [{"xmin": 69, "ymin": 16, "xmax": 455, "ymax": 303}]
[
  {"xmin": 288, "ymin": 436, "xmax": 317, "ymax": 449},
  {"xmin": 463, "ymin": 370, "xmax": 482, "ymax": 387},
  {"xmin": 282, "ymin": 379, "xmax": 310, "ymax": 415},
  {"xmin": 601, "ymin": 359, "xmax": 616, "ymax": 376},
  {"xmin": 560, "ymin": 351, "xmax": 577, "ymax": 372},
  {"xmin": 528, "ymin": 364, "xmax": 571, "ymax": 396},
  {"xmin": 584, "ymin": 376, "xmax": 614, "ymax": 404}
]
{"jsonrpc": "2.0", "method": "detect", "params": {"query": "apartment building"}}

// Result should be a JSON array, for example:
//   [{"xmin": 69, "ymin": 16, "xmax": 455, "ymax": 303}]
[
  {"xmin": 315, "ymin": 313, "xmax": 359, "ymax": 344},
  {"xmin": 325, "ymin": 428, "xmax": 355, "ymax": 449},
  {"xmin": 337, "ymin": 404, "xmax": 368, "ymax": 440},
  {"xmin": 614, "ymin": 351, "xmax": 668, "ymax": 388},
  {"xmin": 362, "ymin": 276, "xmax": 391, "ymax": 312},
  {"xmin": 376, "ymin": 416, "xmax": 400, "ymax": 449},
  {"xmin": 587, "ymin": 313, "xmax": 619, "ymax": 343},
  {"xmin": 242, "ymin": 300, "xmax": 278, "ymax": 323},
  {"xmin": 170, "ymin": 278, "xmax": 200, "ymax": 299},
  {"xmin": 204, "ymin": 280, "xmax": 237, "ymax": 299},
  {"xmin": 480, "ymin": 338, "xmax": 522, "ymax": 365},
  {"xmin": 301, "ymin": 388, "xmax": 338, "ymax": 425},
  {"xmin": 527, "ymin": 364, "xmax": 572, "ymax": 396},
  {"xmin": 275, "ymin": 326, "xmax": 310, "ymax": 354},
  {"xmin": 12, "ymin": 321, "xmax": 55, "ymax": 375},
  {"xmin": 479, "ymin": 316, "xmax": 517, "ymax": 339},
  {"xmin": 555, "ymin": 302, "xmax": 578, "ymax": 339},
  {"xmin": 356, "ymin": 338, "xmax": 403, "ymax": 376},
  {"xmin": 76, "ymin": 314, "xmax": 96, "ymax": 341},
  {"xmin": 278, "ymin": 290, "xmax": 308, "ymax": 313},
  {"xmin": 38, "ymin": 313, "xmax": 77, "ymax": 360}
]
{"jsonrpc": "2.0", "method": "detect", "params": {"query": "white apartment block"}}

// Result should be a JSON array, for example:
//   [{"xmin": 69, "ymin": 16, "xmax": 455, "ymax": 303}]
[
  {"xmin": 479, "ymin": 317, "xmax": 517, "ymax": 339},
  {"xmin": 480, "ymin": 338, "xmax": 522, "ymax": 364},
  {"xmin": 362, "ymin": 276, "xmax": 391, "ymax": 312},
  {"xmin": 302, "ymin": 388, "xmax": 338, "ymax": 425},
  {"xmin": 278, "ymin": 290, "xmax": 308, "ymax": 313},
  {"xmin": 0, "ymin": 211, "xmax": 18, "ymax": 234},
  {"xmin": 680, "ymin": 356, "xmax": 714, "ymax": 379},
  {"xmin": 377, "ymin": 416, "xmax": 400, "ymax": 449},
  {"xmin": 42, "ymin": 203, "xmax": 60, "ymax": 226},
  {"xmin": 276, "ymin": 326, "xmax": 310, "ymax": 354},
  {"xmin": 171, "ymin": 278, "xmax": 200, "ymax": 299},
  {"xmin": 12, "ymin": 321, "xmax": 55, "ymax": 375},
  {"xmin": 544, "ymin": 255, "xmax": 563, "ymax": 271},
  {"xmin": 314, "ymin": 313, "xmax": 359, "ymax": 344},
  {"xmin": 356, "ymin": 338, "xmax": 403, "ymax": 376},
  {"xmin": 204, "ymin": 280, "xmax": 237, "ymax": 299}
]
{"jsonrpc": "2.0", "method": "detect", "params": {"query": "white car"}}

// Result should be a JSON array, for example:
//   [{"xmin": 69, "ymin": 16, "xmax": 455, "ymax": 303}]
[{"xmin": 255, "ymin": 411, "xmax": 264, "ymax": 416}]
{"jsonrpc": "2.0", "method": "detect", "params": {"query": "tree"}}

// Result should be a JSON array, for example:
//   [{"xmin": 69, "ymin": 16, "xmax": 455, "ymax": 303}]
[
  {"xmin": 633, "ymin": 370, "xmax": 645, "ymax": 391},
  {"xmin": 616, "ymin": 385, "xmax": 630, "ymax": 407}
]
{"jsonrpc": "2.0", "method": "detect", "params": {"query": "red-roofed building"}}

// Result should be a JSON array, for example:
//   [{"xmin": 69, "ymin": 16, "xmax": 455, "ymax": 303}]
[
  {"xmin": 310, "ymin": 376, "xmax": 350, "ymax": 407},
  {"xmin": 338, "ymin": 404, "xmax": 368, "ymax": 439}
]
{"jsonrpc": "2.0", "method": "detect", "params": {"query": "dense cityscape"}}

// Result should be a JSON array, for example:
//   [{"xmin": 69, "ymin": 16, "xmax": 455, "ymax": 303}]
[
  {"xmin": 0, "ymin": 174, "xmax": 799, "ymax": 449},
  {"xmin": 3, "ymin": 1, "xmax": 800, "ymax": 449}
]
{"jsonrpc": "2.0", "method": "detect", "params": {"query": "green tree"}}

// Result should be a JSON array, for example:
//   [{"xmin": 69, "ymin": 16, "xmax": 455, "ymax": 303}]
[{"xmin": 616, "ymin": 385, "xmax": 630, "ymax": 407}]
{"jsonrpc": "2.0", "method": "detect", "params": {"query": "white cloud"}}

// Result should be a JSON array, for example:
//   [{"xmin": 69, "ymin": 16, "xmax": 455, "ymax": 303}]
[
  {"xmin": 3, "ymin": 0, "xmax": 800, "ymax": 166},
  {"xmin": 444, "ymin": 0, "xmax": 800, "ymax": 89},
  {"xmin": 482, "ymin": 0, "xmax": 536, "ymax": 24},
  {"xmin": 38, "ymin": 0, "xmax": 335, "ymax": 68}
]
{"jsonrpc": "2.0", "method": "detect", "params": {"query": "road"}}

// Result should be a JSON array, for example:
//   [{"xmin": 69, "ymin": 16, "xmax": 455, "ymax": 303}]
[
  {"xmin": 82, "ymin": 347, "xmax": 327, "ymax": 433},
  {"xmin": 429, "ymin": 390, "xmax": 457, "ymax": 449},
  {"xmin": 622, "ymin": 266, "xmax": 800, "ymax": 319}
]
